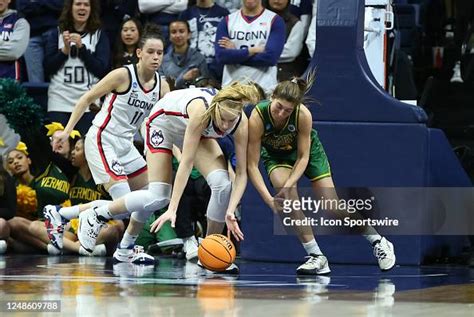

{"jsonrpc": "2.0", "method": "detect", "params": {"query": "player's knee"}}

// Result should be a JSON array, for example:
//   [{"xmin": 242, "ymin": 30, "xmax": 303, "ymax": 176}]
[
  {"xmin": 207, "ymin": 169, "xmax": 232, "ymax": 203},
  {"xmin": 206, "ymin": 169, "xmax": 232, "ymax": 222},
  {"xmin": 131, "ymin": 182, "xmax": 171, "ymax": 223}
]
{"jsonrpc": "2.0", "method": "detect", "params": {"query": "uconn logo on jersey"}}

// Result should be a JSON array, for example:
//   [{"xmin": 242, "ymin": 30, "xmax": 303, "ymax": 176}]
[
  {"xmin": 1, "ymin": 28, "xmax": 12, "ymax": 41},
  {"xmin": 127, "ymin": 89, "xmax": 154, "ymax": 110},
  {"xmin": 150, "ymin": 129, "xmax": 164, "ymax": 148},
  {"xmin": 228, "ymin": 30, "xmax": 268, "ymax": 41}
]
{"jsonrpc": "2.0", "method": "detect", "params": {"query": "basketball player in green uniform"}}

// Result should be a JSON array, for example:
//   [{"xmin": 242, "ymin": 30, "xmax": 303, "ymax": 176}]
[{"xmin": 247, "ymin": 76, "xmax": 396, "ymax": 275}]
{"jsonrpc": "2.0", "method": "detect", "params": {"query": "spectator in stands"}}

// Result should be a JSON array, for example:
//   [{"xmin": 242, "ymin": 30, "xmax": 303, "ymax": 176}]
[
  {"xmin": 44, "ymin": 0, "xmax": 110, "ymax": 135},
  {"xmin": 112, "ymin": 17, "xmax": 142, "ymax": 69},
  {"xmin": 5, "ymin": 131, "xmax": 116, "ymax": 256},
  {"xmin": 161, "ymin": 20, "xmax": 209, "ymax": 89},
  {"xmin": 215, "ymin": 0, "xmax": 285, "ymax": 95},
  {"xmin": 5, "ymin": 140, "xmax": 71, "ymax": 254},
  {"xmin": 0, "ymin": 158, "xmax": 16, "ymax": 254},
  {"xmin": 17, "ymin": 0, "xmax": 63, "ymax": 83},
  {"xmin": 305, "ymin": 0, "xmax": 316, "ymax": 58},
  {"xmin": 265, "ymin": 0, "xmax": 308, "ymax": 81},
  {"xmin": 450, "ymin": 0, "xmax": 474, "ymax": 83},
  {"xmin": 0, "ymin": 0, "xmax": 30, "ymax": 80},
  {"xmin": 138, "ymin": 0, "xmax": 187, "ymax": 47},
  {"xmin": 288, "ymin": 0, "xmax": 312, "ymax": 36},
  {"xmin": 215, "ymin": 0, "xmax": 241, "ymax": 13},
  {"xmin": 179, "ymin": 0, "xmax": 229, "ymax": 81},
  {"xmin": 100, "ymin": 0, "xmax": 138, "ymax": 51}
]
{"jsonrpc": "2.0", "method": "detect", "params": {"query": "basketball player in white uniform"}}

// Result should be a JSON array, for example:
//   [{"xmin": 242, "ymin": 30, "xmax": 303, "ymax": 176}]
[
  {"xmin": 77, "ymin": 83, "xmax": 261, "ymax": 272},
  {"xmin": 45, "ymin": 25, "xmax": 169, "ymax": 263}
]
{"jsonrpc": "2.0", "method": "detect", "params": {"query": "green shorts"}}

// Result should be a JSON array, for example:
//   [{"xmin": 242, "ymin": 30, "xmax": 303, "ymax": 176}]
[
  {"xmin": 135, "ymin": 209, "xmax": 177, "ymax": 250},
  {"xmin": 261, "ymin": 130, "xmax": 331, "ymax": 182}
]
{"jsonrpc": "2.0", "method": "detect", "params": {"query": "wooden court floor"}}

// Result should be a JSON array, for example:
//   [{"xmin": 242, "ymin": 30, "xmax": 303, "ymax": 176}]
[{"xmin": 0, "ymin": 255, "xmax": 472, "ymax": 316}]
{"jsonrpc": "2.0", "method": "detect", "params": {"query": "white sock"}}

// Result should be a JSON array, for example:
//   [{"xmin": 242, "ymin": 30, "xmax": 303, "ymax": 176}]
[
  {"xmin": 364, "ymin": 234, "xmax": 382, "ymax": 245},
  {"xmin": 302, "ymin": 239, "xmax": 322, "ymax": 255},
  {"xmin": 59, "ymin": 206, "xmax": 80, "ymax": 220},
  {"xmin": 120, "ymin": 232, "xmax": 138, "ymax": 248}
]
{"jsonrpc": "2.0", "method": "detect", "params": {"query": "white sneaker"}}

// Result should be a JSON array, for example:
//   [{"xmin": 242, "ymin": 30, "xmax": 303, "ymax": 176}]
[
  {"xmin": 43, "ymin": 205, "xmax": 67, "ymax": 250},
  {"xmin": 79, "ymin": 244, "xmax": 107, "ymax": 257},
  {"xmin": 450, "ymin": 61, "xmax": 463, "ymax": 83},
  {"xmin": 373, "ymin": 237, "xmax": 396, "ymax": 271},
  {"xmin": 113, "ymin": 245, "xmax": 156, "ymax": 265},
  {"xmin": 296, "ymin": 254, "xmax": 331, "ymax": 275},
  {"xmin": 78, "ymin": 208, "xmax": 106, "ymax": 253},
  {"xmin": 0, "ymin": 240, "xmax": 6, "ymax": 254},
  {"xmin": 47, "ymin": 243, "xmax": 62, "ymax": 255},
  {"xmin": 183, "ymin": 236, "xmax": 199, "ymax": 261}
]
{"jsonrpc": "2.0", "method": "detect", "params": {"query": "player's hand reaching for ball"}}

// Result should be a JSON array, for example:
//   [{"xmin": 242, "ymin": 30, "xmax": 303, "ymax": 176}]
[
  {"xmin": 150, "ymin": 209, "xmax": 176, "ymax": 233},
  {"xmin": 226, "ymin": 211, "xmax": 244, "ymax": 241}
]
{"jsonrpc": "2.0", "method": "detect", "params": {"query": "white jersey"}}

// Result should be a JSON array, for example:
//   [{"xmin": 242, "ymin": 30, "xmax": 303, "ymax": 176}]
[
  {"xmin": 93, "ymin": 64, "xmax": 162, "ymax": 139},
  {"xmin": 147, "ymin": 87, "xmax": 241, "ymax": 149},
  {"xmin": 222, "ymin": 8, "xmax": 278, "ymax": 92},
  {"xmin": 48, "ymin": 29, "xmax": 101, "ymax": 113}
]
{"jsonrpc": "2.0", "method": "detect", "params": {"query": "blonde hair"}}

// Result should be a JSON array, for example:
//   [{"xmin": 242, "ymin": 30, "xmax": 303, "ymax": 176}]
[
  {"xmin": 271, "ymin": 70, "xmax": 316, "ymax": 107},
  {"xmin": 201, "ymin": 82, "xmax": 262, "ymax": 125}
]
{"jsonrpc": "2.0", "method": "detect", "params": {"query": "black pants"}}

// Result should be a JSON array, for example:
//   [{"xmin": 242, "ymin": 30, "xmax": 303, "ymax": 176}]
[{"xmin": 174, "ymin": 177, "xmax": 211, "ymax": 238}]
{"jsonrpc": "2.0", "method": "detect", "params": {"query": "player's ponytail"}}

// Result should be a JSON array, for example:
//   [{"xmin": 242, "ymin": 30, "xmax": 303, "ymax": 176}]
[{"xmin": 271, "ymin": 69, "xmax": 316, "ymax": 107}]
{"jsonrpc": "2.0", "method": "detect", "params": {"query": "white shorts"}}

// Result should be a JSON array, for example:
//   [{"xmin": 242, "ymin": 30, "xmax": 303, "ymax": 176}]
[
  {"xmin": 85, "ymin": 125, "xmax": 147, "ymax": 184},
  {"xmin": 144, "ymin": 115, "xmax": 185, "ymax": 154}
]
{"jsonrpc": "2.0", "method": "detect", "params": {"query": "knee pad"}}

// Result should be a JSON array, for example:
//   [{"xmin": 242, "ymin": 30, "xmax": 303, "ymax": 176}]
[
  {"xmin": 206, "ymin": 169, "xmax": 232, "ymax": 222},
  {"xmin": 108, "ymin": 182, "xmax": 131, "ymax": 200},
  {"xmin": 128, "ymin": 182, "xmax": 171, "ymax": 223}
]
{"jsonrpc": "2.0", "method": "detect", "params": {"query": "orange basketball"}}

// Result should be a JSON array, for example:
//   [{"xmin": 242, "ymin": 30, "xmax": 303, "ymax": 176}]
[{"xmin": 198, "ymin": 234, "xmax": 236, "ymax": 272}]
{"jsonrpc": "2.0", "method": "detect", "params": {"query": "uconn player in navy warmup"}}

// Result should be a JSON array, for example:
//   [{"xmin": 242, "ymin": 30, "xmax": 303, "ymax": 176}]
[
  {"xmin": 45, "ymin": 24, "xmax": 169, "ymax": 263},
  {"xmin": 77, "ymin": 83, "xmax": 261, "ymax": 271},
  {"xmin": 215, "ymin": 0, "xmax": 285, "ymax": 95}
]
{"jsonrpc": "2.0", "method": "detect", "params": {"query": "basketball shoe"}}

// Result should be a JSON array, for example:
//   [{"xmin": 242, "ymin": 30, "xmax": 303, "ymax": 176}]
[
  {"xmin": 47, "ymin": 243, "xmax": 62, "ymax": 255},
  {"xmin": 113, "ymin": 245, "xmax": 156, "ymax": 265},
  {"xmin": 183, "ymin": 236, "xmax": 199, "ymax": 261},
  {"xmin": 373, "ymin": 237, "xmax": 396, "ymax": 271},
  {"xmin": 79, "ymin": 244, "xmax": 107, "ymax": 257},
  {"xmin": 78, "ymin": 208, "xmax": 106, "ymax": 253},
  {"xmin": 43, "ymin": 205, "xmax": 67, "ymax": 250},
  {"xmin": 296, "ymin": 254, "xmax": 331, "ymax": 275}
]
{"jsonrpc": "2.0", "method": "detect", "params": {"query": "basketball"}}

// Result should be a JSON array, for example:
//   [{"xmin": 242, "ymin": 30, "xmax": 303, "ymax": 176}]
[{"xmin": 198, "ymin": 234, "xmax": 236, "ymax": 272}]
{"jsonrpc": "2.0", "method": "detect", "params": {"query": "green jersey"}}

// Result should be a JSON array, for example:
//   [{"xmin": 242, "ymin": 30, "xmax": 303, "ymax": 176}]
[
  {"xmin": 255, "ymin": 101, "xmax": 331, "ymax": 181},
  {"xmin": 255, "ymin": 100, "xmax": 300, "ymax": 155},
  {"xmin": 32, "ymin": 163, "xmax": 70, "ymax": 219},
  {"xmin": 69, "ymin": 173, "xmax": 111, "ymax": 205}
]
